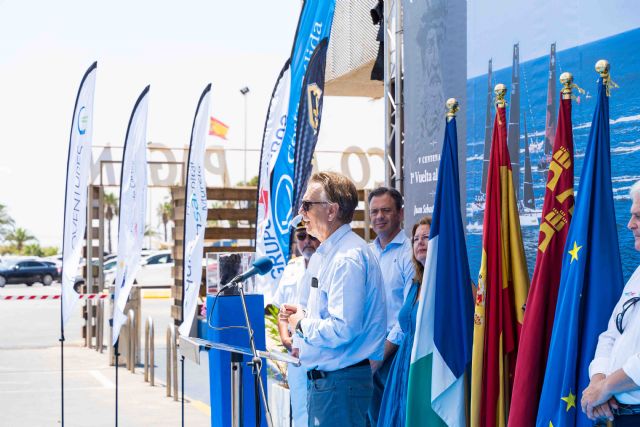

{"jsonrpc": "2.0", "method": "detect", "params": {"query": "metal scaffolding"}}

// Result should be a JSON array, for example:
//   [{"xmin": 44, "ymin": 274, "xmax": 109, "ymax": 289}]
[{"xmin": 384, "ymin": 0, "xmax": 404, "ymax": 192}]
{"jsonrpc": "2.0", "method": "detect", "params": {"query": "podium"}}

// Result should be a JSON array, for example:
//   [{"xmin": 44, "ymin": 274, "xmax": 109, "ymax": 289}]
[{"xmin": 181, "ymin": 294, "xmax": 299, "ymax": 427}]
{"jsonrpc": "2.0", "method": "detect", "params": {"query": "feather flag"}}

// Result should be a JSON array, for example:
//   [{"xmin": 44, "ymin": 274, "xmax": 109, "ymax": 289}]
[
  {"xmin": 112, "ymin": 86, "xmax": 150, "ymax": 345},
  {"xmin": 61, "ymin": 62, "xmax": 97, "ymax": 326},
  {"xmin": 178, "ymin": 84, "xmax": 211, "ymax": 337}
]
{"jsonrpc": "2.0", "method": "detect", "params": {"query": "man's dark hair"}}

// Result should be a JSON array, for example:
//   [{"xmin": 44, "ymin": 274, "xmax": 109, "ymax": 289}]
[
  {"xmin": 368, "ymin": 186, "xmax": 403, "ymax": 211},
  {"xmin": 309, "ymin": 172, "xmax": 359, "ymax": 223}
]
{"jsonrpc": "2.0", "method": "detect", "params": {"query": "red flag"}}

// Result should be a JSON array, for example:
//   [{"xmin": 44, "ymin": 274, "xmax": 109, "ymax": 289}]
[
  {"xmin": 508, "ymin": 92, "xmax": 575, "ymax": 425},
  {"xmin": 471, "ymin": 89, "xmax": 529, "ymax": 427}
]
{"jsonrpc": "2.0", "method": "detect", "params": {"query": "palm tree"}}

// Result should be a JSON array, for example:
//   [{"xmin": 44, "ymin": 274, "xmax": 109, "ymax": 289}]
[
  {"xmin": 0, "ymin": 203, "xmax": 15, "ymax": 240},
  {"xmin": 156, "ymin": 201, "xmax": 174, "ymax": 242},
  {"xmin": 104, "ymin": 192, "xmax": 119, "ymax": 254},
  {"xmin": 6, "ymin": 227, "xmax": 36, "ymax": 252}
]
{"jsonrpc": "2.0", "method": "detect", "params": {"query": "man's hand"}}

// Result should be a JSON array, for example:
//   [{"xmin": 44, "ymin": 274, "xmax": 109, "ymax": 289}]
[
  {"xmin": 288, "ymin": 308, "xmax": 305, "ymax": 331},
  {"xmin": 291, "ymin": 348, "xmax": 300, "ymax": 358},
  {"xmin": 592, "ymin": 398, "xmax": 618, "ymax": 422},
  {"xmin": 582, "ymin": 374, "xmax": 613, "ymax": 420},
  {"xmin": 281, "ymin": 336, "xmax": 293, "ymax": 352}
]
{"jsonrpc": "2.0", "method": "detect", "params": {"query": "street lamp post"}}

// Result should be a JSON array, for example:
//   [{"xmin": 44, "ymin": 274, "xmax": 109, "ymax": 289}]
[{"xmin": 240, "ymin": 86, "xmax": 250, "ymax": 185}]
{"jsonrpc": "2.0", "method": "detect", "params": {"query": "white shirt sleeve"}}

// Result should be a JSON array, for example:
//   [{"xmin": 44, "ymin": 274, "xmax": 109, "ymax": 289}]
[
  {"xmin": 623, "ymin": 353, "xmax": 640, "ymax": 386},
  {"xmin": 387, "ymin": 323, "xmax": 403, "ymax": 346},
  {"xmin": 300, "ymin": 256, "xmax": 365, "ymax": 348},
  {"xmin": 589, "ymin": 295, "xmax": 624, "ymax": 378}
]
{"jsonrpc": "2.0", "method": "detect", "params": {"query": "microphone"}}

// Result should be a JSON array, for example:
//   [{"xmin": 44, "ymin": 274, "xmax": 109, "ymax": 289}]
[{"xmin": 229, "ymin": 256, "xmax": 274, "ymax": 285}]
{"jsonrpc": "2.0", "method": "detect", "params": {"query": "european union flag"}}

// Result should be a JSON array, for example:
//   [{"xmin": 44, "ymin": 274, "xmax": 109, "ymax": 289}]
[{"xmin": 536, "ymin": 69, "xmax": 624, "ymax": 426}]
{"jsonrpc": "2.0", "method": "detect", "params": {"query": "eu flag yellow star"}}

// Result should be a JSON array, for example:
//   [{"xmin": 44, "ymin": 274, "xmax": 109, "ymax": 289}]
[
  {"xmin": 549, "ymin": 422, "xmax": 554, "ymax": 427},
  {"xmin": 561, "ymin": 390, "xmax": 576, "ymax": 411},
  {"xmin": 568, "ymin": 241, "xmax": 582, "ymax": 263}
]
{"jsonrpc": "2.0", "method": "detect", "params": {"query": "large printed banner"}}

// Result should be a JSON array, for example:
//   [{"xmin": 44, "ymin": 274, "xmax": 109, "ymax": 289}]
[
  {"xmin": 112, "ymin": 86, "xmax": 150, "ymax": 345},
  {"xmin": 178, "ymin": 84, "xmax": 211, "ymax": 337},
  {"xmin": 256, "ymin": 0, "xmax": 335, "ymax": 296},
  {"xmin": 463, "ymin": 0, "xmax": 640, "ymax": 281},
  {"xmin": 402, "ymin": 0, "xmax": 640, "ymax": 281},
  {"xmin": 61, "ymin": 62, "xmax": 97, "ymax": 326}
]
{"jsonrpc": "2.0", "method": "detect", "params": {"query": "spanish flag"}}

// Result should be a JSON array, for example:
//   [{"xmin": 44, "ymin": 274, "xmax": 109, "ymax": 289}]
[
  {"xmin": 470, "ymin": 85, "xmax": 529, "ymax": 427},
  {"xmin": 208, "ymin": 117, "xmax": 229, "ymax": 139}
]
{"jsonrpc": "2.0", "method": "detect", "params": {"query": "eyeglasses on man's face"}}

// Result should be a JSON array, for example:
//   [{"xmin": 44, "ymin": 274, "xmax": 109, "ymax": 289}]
[{"xmin": 300, "ymin": 200, "xmax": 329, "ymax": 213}]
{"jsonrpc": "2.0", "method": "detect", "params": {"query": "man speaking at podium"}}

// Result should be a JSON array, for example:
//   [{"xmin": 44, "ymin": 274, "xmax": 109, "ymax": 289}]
[{"xmin": 282, "ymin": 172, "xmax": 387, "ymax": 427}]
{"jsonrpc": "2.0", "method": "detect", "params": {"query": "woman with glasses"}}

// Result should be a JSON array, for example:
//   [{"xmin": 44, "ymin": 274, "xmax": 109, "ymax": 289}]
[{"xmin": 377, "ymin": 215, "xmax": 432, "ymax": 427}]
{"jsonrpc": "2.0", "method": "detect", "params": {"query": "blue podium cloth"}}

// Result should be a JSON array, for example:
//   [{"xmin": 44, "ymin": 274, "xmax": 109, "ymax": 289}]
[{"xmin": 206, "ymin": 294, "xmax": 268, "ymax": 427}]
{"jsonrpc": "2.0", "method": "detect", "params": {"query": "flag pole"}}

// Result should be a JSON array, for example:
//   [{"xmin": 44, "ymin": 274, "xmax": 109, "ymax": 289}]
[
  {"xmin": 115, "ymin": 339, "xmax": 119, "ymax": 427},
  {"xmin": 60, "ymin": 295, "xmax": 65, "ymax": 427},
  {"xmin": 181, "ymin": 355, "xmax": 185, "ymax": 427}
]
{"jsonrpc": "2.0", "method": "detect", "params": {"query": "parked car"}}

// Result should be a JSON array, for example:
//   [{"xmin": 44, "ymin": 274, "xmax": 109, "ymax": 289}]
[
  {"xmin": 0, "ymin": 259, "xmax": 60, "ymax": 287},
  {"xmin": 104, "ymin": 251, "xmax": 174, "ymax": 288}
]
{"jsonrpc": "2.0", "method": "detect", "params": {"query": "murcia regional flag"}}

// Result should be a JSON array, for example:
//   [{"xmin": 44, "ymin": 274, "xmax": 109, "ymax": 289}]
[
  {"xmin": 62, "ymin": 62, "xmax": 97, "ymax": 326},
  {"xmin": 470, "ymin": 85, "xmax": 529, "ymax": 427},
  {"xmin": 406, "ymin": 101, "xmax": 474, "ymax": 426},
  {"xmin": 509, "ymin": 75, "xmax": 576, "ymax": 426},
  {"xmin": 112, "ymin": 86, "xmax": 150, "ymax": 345}
]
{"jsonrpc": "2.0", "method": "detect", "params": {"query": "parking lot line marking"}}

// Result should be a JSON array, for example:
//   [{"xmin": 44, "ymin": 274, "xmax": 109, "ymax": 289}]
[
  {"xmin": 89, "ymin": 370, "xmax": 115, "ymax": 389},
  {"xmin": 190, "ymin": 399, "xmax": 211, "ymax": 416}
]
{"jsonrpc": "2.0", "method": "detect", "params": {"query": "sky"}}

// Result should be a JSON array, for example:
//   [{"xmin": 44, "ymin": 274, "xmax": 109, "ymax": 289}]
[{"xmin": 0, "ymin": 0, "xmax": 384, "ymax": 247}]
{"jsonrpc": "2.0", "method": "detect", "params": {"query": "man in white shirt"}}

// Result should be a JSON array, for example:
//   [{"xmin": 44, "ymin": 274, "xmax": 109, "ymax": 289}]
[
  {"xmin": 282, "ymin": 171, "xmax": 387, "ymax": 427},
  {"xmin": 366, "ymin": 187, "xmax": 414, "ymax": 427},
  {"xmin": 272, "ymin": 222, "xmax": 320, "ymax": 427},
  {"xmin": 582, "ymin": 180, "xmax": 640, "ymax": 426}
]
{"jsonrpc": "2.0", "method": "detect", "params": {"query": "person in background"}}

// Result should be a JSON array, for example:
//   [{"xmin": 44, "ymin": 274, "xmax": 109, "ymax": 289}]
[
  {"xmin": 282, "ymin": 171, "xmax": 387, "ymax": 427},
  {"xmin": 377, "ymin": 216, "xmax": 431, "ymax": 427},
  {"xmin": 366, "ymin": 187, "xmax": 415, "ymax": 427},
  {"xmin": 272, "ymin": 222, "xmax": 320, "ymax": 427},
  {"xmin": 582, "ymin": 180, "xmax": 640, "ymax": 426}
]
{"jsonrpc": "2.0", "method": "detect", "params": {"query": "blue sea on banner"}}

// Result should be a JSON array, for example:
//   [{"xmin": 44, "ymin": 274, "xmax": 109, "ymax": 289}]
[{"xmin": 465, "ymin": 27, "xmax": 640, "ymax": 282}]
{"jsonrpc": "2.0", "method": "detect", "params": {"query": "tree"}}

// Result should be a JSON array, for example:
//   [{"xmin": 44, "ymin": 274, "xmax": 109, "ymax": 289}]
[
  {"xmin": 6, "ymin": 227, "xmax": 36, "ymax": 252},
  {"xmin": 23, "ymin": 243, "xmax": 44, "ymax": 257},
  {"xmin": 104, "ymin": 192, "xmax": 119, "ymax": 254},
  {"xmin": 156, "ymin": 200, "xmax": 174, "ymax": 242},
  {"xmin": 0, "ymin": 203, "xmax": 15, "ymax": 241}
]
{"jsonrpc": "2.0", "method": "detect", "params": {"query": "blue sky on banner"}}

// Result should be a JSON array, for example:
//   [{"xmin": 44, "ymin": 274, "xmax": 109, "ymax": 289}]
[{"xmin": 468, "ymin": 0, "xmax": 640, "ymax": 76}]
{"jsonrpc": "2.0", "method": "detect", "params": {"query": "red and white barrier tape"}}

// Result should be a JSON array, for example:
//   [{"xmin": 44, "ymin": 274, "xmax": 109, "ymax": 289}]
[{"xmin": 2, "ymin": 294, "xmax": 109, "ymax": 300}]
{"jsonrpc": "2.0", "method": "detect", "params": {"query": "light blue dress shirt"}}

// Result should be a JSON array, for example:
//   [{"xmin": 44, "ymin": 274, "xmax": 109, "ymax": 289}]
[
  {"xmin": 370, "ymin": 230, "xmax": 415, "ymax": 345},
  {"xmin": 297, "ymin": 224, "xmax": 387, "ymax": 371}
]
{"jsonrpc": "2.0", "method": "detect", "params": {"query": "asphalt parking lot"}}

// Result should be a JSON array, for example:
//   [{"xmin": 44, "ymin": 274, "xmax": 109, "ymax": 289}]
[{"xmin": 0, "ymin": 282, "xmax": 210, "ymax": 427}]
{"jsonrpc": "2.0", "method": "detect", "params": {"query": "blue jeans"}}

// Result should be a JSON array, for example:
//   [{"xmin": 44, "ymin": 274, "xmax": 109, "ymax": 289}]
[{"xmin": 307, "ymin": 365, "xmax": 373, "ymax": 427}]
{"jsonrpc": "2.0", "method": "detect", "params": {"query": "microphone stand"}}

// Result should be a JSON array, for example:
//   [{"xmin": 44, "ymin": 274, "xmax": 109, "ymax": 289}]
[{"xmin": 229, "ymin": 277, "xmax": 273, "ymax": 427}]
